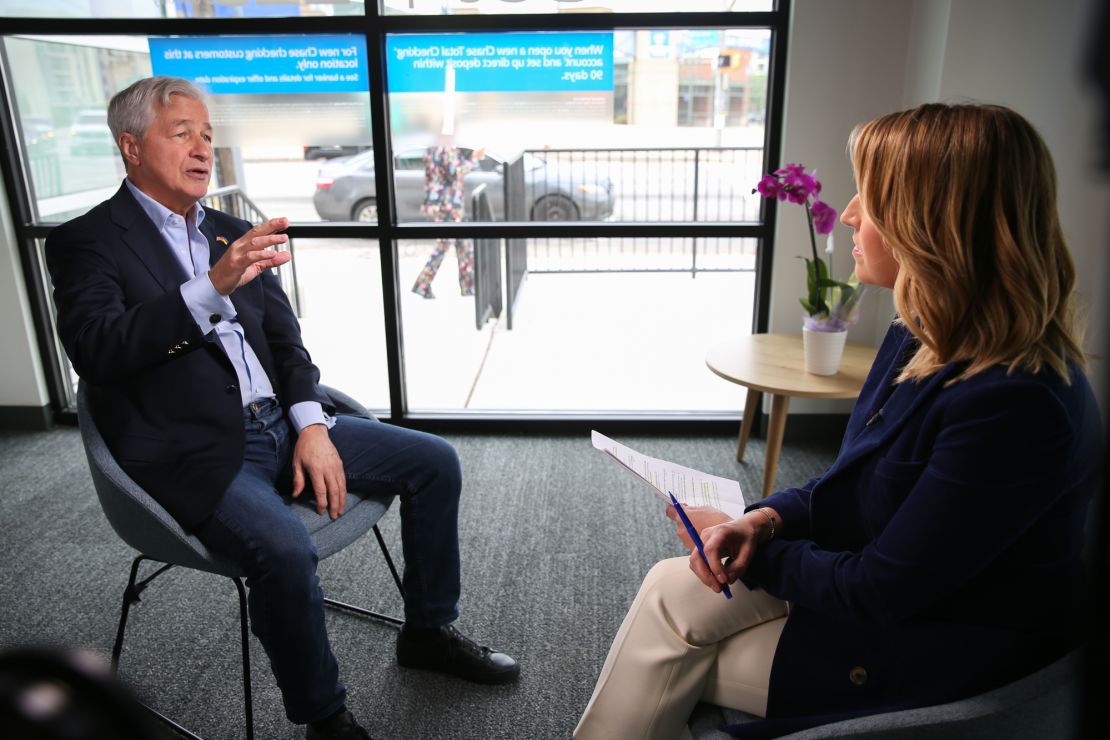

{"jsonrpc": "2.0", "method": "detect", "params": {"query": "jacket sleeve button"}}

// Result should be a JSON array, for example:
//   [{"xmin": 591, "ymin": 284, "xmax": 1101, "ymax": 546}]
[
  {"xmin": 849, "ymin": 666, "xmax": 868, "ymax": 686},
  {"xmin": 209, "ymin": 313, "xmax": 222, "ymax": 324}
]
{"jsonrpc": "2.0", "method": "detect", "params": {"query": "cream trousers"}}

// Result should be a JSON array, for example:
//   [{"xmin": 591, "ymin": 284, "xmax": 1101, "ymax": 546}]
[{"xmin": 575, "ymin": 557, "xmax": 789, "ymax": 740}]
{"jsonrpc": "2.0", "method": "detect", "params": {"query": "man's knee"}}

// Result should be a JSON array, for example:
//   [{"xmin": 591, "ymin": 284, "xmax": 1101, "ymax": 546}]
[
  {"xmin": 251, "ymin": 522, "xmax": 319, "ymax": 582},
  {"xmin": 413, "ymin": 432, "xmax": 462, "ymax": 492}
]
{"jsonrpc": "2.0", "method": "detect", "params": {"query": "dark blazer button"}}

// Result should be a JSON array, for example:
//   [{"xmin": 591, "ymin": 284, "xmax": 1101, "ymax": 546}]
[
  {"xmin": 225, "ymin": 384, "xmax": 238, "ymax": 394},
  {"xmin": 209, "ymin": 313, "xmax": 222, "ymax": 324},
  {"xmin": 849, "ymin": 666, "xmax": 868, "ymax": 686}
]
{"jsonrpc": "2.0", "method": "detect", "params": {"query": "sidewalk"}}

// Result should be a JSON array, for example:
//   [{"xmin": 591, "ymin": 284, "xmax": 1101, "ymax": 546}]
[{"xmin": 292, "ymin": 239, "xmax": 753, "ymax": 414}]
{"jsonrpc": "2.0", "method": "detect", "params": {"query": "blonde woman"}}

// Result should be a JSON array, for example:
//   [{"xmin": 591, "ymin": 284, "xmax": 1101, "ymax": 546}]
[{"xmin": 575, "ymin": 103, "xmax": 1103, "ymax": 739}]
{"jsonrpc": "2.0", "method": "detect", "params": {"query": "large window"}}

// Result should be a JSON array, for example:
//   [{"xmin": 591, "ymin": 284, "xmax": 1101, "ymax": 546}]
[
  {"xmin": 1, "ymin": 3, "xmax": 788, "ymax": 423},
  {"xmin": 2, "ymin": 1, "xmax": 772, "ymax": 20}
]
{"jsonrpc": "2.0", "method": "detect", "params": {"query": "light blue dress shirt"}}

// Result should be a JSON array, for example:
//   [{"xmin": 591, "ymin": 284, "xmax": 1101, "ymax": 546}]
[{"xmin": 125, "ymin": 180, "xmax": 329, "ymax": 431}]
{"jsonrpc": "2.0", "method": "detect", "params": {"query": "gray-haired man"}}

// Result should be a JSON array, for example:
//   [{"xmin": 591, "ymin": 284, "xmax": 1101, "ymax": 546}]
[{"xmin": 46, "ymin": 76, "xmax": 519, "ymax": 740}]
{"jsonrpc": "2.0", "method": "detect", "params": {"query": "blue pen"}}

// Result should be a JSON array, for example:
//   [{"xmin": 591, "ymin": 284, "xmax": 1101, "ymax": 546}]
[{"xmin": 669, "ymin": 492, "xmax": 732, "ymax": 599}]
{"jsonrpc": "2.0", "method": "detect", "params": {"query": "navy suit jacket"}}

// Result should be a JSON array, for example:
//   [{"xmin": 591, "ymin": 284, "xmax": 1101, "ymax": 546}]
[
  {"xmin": 730, "ymin": 321, "xmax": 1102, "ymax": 735},
  {"xmin": 46, "ymin": 184, "xmax": 330, "ymax": 530}
]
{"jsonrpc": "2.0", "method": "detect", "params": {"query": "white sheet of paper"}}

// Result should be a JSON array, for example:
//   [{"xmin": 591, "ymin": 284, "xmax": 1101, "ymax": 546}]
[{"xmin": 591, "ymin": 430, "xmax": 747, "ymax": 518}]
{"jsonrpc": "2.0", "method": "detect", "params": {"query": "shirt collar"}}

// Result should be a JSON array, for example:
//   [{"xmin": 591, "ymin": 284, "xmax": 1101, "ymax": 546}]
[{"xmin": 124, "ymin": 178, "xmax": 206, "ymax": 231}]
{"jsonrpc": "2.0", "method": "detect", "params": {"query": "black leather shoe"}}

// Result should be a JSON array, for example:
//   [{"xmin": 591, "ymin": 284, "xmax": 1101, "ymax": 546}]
[
  {"xmin": 306, "ymin": 707, "xmax": 371, "ymax": 740},
  {"xmin": 397, "ymin": 624, "xmax": 520, "ymax": 684}
]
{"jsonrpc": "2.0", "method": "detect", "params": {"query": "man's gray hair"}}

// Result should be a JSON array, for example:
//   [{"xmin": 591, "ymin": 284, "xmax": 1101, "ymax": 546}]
[{"xmin": 107, "ymin": 76, "xmax": 205, "ymax": 144}]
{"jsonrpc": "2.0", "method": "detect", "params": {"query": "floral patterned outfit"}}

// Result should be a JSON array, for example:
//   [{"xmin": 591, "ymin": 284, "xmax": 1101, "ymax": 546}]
[{"xmin": 412, "ymin": 145, "xmax": 479, "ymax": 298}]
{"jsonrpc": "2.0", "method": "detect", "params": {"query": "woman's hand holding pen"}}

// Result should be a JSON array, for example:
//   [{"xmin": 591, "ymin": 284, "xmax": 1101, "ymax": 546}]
[
  {"xmin": 687, "ymin": 512, "xmax": 770, "ymax": 593},
  {"xmin": 665, "ymin": 505, "xmax": 730, "ymax": 550}
]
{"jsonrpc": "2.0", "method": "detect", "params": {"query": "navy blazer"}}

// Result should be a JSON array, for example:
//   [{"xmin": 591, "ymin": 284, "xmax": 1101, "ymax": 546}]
[
  {"xmin": 46, "ymin": 184, "xmax": 330, "ymax": 530},
  {"xmin": 730, "ymin": 321, "xmax": 1102, "ymax": 735}
]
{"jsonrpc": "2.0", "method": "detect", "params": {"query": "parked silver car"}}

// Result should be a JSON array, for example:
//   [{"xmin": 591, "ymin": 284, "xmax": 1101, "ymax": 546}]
[
  {"xmin": 68, "ymin": 109, "xmax": 115, "ymax": 156},
  {"xmin": 312, "ymin": 147, "xmax": 614, "ymax": 223}
]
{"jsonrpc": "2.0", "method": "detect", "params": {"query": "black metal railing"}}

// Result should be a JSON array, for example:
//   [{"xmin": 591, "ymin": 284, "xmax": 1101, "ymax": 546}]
[
  {"xmin": 509, "ymin": 147, "xmax": 763, "ymax": 276},
  {"xmin": 520, "ymin": 235, "xmax": 757, "ymax": 275},
  {"xmin": 470, "ymin": 183, "xmax": 502, "ymax": 330},
  {"xmin": 202, "ymin": 185, "xmax": 302, "ymax": 315}
]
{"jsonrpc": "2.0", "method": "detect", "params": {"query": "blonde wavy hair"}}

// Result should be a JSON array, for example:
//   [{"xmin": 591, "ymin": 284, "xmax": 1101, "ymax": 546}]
[{"xmin": 849, "ymin": 103, "xmax": 1085, "ymax": 384}]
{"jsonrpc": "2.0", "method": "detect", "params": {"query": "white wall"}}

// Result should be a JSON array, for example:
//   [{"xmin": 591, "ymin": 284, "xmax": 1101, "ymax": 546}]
[
  {"xmin": 935, "ymin": 0, "xmax": 1108, "ymax": 411},
  {"xmin": 773, "ymin": 0, "xmax": 1109, "ymax": 413},
  {"xmin": 771, "ymin": 0, "xmax": 915, "ymax": 413},
  {"xmin": 0, "ymin": 182, "xmax": 49, "ymax": 411}
]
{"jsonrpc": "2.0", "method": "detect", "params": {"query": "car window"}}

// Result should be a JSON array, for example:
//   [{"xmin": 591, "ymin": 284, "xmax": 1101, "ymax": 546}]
[
  {"xmin": 475, "ymin": 154, "xmax": 500, "ymax": 173},
  {"xmin": 341, "ymin": 150, "xmax": 376, "ymax": 170},
  {"xmin": 395, "ymin": 149, "xmax": 425, "ymax": 170},
  {"xmin": 392, "ymin": 147, "xmax": 502, "ymax": 172}
]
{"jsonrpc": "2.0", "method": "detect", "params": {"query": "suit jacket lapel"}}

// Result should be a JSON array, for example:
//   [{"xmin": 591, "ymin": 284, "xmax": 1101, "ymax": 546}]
[
  {"xmin": 825, "ymin": 362, "xmax": 961, "ymax": 478},
  {"xmin": 109, "ymin": 184, "xmax": 191, "ymax": 291}
]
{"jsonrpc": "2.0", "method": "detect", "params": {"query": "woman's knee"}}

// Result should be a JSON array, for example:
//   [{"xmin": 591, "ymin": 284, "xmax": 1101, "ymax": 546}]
[
  {"xmin": 641, "ymin": 556, "xmax": 706, "ymax": 610},
  {"xmin": 636, "ymin": 557, "xmax": 777, "ymax": 646},
  {"xmin": 634, "ymin": 558, "xmax": 714, "ymax": 641}
]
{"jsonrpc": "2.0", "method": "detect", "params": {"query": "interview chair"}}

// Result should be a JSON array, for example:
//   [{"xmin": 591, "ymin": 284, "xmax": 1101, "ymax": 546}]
[
  {"xmin": 76, "ymin": 381, "xmax": 405, "ymax": 740},
  {"xmin": 688, "ymin": 649, "xmax": 1080, "ymax": 739}
]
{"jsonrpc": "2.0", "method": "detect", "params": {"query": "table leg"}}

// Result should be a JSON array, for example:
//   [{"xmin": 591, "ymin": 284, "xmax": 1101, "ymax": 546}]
[
  {"xmin": 736, "ymin": 388, "xmax": 762, "ymax": 462},
  {"xmin": 761, "ymin": 394, "xmax": 790, "ymax": 499}
]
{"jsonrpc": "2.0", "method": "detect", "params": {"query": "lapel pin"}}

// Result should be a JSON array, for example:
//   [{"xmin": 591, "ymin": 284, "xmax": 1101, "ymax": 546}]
[{"xmin": 216, "ymin": 236, "xmax": 229, "ymax": 246}]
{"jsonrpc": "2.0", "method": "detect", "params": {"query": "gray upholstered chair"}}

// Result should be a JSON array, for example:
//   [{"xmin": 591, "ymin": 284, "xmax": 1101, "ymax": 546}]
[
  {"xmin": 76, "ymin": 381, "xmax": 404, "ymax": 740},
  {"xmin": 688, "ymin": 650, "xmax": 1079, "ymax": 739}
]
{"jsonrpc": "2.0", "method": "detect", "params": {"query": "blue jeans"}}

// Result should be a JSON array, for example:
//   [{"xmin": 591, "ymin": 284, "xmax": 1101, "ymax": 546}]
[{"xmin": 192, "ymin": 398, "xmax": 462, "ymax": 724}]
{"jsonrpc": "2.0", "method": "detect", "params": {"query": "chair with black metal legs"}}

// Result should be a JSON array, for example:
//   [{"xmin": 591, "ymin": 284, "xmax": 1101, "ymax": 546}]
[{"xmin": 76, "ymin": 381, "xmax": 405, "ymax": 740}]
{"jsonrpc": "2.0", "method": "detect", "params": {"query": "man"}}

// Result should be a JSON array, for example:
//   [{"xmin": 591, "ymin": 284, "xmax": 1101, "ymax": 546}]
[{"xmin": 46, "ymin": 76, "xmax": 519, "ymax": 740}]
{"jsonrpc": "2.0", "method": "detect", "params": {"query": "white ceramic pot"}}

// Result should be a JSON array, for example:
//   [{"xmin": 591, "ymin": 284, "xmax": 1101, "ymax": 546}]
[{"xmin": 803, "ymin": 327, "xmax": 848, "ymax": 375}]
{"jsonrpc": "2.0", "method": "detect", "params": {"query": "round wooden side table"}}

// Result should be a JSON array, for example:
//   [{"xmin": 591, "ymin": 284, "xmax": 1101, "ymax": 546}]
[{"xmin": 706, "ymin": 333, "xmax": 877, "ymax": 498}]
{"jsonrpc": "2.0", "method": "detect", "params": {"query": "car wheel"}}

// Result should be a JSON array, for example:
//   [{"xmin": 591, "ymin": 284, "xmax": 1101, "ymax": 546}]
[
  {"xmin": 352, "ymin": 199, "xmax": 378, "ymax": 222},
  {"xmin": 531, "ymin": 194, "xmax": 579, "ymax": 221}
]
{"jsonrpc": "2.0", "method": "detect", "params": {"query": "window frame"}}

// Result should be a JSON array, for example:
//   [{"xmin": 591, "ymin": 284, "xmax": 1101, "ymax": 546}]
[{"xmin": 0, "ymin": 2, "xmax": 790, "ymax": 430}]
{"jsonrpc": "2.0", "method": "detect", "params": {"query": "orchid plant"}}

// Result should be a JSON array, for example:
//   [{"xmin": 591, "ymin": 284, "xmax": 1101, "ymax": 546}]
[{"xmin": 754, "ymin": 163, "xmax": 865, "ymax": 332}]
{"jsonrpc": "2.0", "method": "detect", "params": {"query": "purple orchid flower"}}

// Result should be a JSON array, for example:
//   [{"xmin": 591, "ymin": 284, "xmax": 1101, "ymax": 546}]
[
  {"xmin": 752, "ymin": 162, "xmax": 864, "ymax": 326},
  {"xmin": 783, "ymin": 171, "xmax": 819, "ymax": 204},
  {"xmin": 755, "ymin": 174, "xmax": 783, "ymax": 199},
  {"xmin": 810, "ymin": 199, "xmax": 838, "ymax": 235}
]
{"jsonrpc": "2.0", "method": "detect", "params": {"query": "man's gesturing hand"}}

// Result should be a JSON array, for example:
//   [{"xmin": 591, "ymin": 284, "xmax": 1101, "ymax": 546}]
[
  {"xmin": 209, "ymin": 217, "xmax": 292, "ymax": 295},
  {"xmin": 291, "ymin": 424, "xmax": 347, "ymax": 520}
]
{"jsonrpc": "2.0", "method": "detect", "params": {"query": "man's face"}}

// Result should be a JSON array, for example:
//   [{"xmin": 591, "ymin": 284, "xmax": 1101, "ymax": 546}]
[{"xmin": 120, "ymin": 94, "xmax": 212, "ymax": 216}]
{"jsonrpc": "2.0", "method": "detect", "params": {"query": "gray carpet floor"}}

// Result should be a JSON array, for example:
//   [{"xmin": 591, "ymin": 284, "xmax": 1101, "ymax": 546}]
[{"xmin": 0, "ymin": 425, "xmax": 837, "ymax": 740}]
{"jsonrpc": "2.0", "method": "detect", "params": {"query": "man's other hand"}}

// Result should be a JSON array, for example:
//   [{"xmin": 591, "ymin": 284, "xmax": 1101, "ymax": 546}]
[
  {"xmin": 291, "ymin": 424, "xmax": 347, "ymax": 520},
  {"xmin": 209, "ymin": 217, "xmax": 292, "ymax": 295}
]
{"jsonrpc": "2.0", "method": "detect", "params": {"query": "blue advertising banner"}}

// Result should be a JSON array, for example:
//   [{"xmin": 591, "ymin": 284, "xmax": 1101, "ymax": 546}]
[
  {"xmin": 387, "ymin": 32, "xmax": 614, "ymax": 93},
  {"xmin": 149, "ymin": 36, "xmax": 368, "ymax": 95}
]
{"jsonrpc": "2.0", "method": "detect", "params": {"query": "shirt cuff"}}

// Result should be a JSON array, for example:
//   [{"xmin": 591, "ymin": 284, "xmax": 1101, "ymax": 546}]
[
  {"xmin": 180, "ymin": 273, "xmax": 236, "ymax": 331},
  {"xmin": 288, "ymin": 401, "xmax": 336, "ymax": 432}
]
